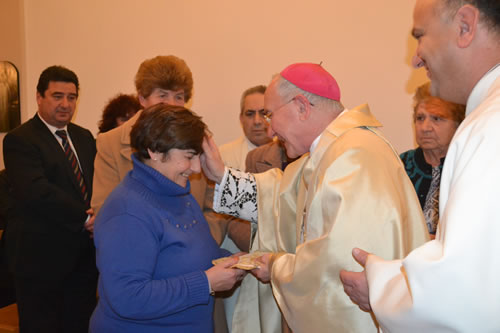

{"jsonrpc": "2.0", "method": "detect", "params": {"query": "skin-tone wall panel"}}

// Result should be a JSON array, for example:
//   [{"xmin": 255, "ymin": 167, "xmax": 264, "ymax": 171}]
[
  {"xmin": 0, "ymin": 0, "xmax": 26, "ymax": 169},
  {"xmin": 20, "ymin": 0, "xmax": 426, "ymax": 157}
]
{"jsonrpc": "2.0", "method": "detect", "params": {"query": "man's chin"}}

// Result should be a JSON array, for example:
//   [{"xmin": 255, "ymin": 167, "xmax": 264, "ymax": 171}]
[
  {"xmin": 251, "ymin": 136, "xmax": 272, "ymax": 147},
  {"xmin": 56, "ymin": 115, "xmax": 72, "ymax": 123},
  {"xmin": 284, "ymin": 145, "xmax": 300, "ymax": 159},
  {"xmin": 419, "ymin": 143, "xmax": 438, "ymax": 150}
]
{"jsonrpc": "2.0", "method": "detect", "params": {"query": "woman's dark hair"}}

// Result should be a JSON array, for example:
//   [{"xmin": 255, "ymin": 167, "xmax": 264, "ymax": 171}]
[
  {"xmin": 130, "ymin": 104, "xmax": 207, "ymax": 161},
  {"xmin": 98, "ymin": 93, "xmax": 141, "ymax": 133}
]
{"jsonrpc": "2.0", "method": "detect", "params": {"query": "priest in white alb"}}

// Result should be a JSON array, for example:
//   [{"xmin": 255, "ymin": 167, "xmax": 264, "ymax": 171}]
[{"xmin": 340, "ymin": 0, "xmax": 500, "ymax": 332}]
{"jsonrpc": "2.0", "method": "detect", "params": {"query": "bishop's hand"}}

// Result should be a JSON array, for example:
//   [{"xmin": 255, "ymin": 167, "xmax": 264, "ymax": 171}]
[{"xmin": 201, "ymin": 135, "xmax": 226, "ymax": 184}]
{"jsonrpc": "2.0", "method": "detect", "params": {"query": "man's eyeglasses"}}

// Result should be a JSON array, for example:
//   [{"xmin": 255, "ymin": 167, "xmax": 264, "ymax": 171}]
[{"xmin": 262, "ymin": 96, "xmax": 314, "ymax": 123}]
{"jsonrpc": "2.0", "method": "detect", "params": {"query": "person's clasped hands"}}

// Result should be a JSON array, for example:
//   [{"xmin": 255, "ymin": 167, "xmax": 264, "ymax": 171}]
[{"xmin": 206, "ymin": 253, "xmax": 248, "ymax": 293}]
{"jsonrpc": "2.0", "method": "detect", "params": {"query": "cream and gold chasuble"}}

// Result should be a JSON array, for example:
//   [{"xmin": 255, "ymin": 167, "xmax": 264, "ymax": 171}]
[{"xmin": 214, "ymin": 104, "xmax": 429, "ymax": 333}]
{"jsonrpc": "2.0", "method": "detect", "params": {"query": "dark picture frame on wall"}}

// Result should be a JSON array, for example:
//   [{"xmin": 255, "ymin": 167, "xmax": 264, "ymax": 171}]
[{"xmin": 0, "ymin": 61, "xmax": 20, "ymax": 132}]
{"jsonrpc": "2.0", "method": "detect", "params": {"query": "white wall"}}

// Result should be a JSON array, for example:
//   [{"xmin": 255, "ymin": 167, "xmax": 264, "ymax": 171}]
[{"xmin": 3, "ymin": 0, "xmax": 428, "ymax": 168}]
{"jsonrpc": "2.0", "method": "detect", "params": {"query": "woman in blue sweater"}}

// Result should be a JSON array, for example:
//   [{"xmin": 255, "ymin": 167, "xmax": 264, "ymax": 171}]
[{"xmin": 90, "ymin": 104, "xmax": 245, "ymax": 332}]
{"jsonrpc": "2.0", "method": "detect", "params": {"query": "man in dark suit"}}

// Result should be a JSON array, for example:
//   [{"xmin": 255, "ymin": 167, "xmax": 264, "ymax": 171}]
[
  {"xmin": 0, "ymin": 169, "xmax": 16, "ymax": 308},
  {"xmin": 2, "ymin": 66, "xmax": 97, "ymax": 333}
]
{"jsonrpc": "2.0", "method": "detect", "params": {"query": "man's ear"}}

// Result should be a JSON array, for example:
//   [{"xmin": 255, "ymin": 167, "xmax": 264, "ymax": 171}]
[
  {"xmin": 138, "ymin": 95, "xmax": 147, "ymax": 108},
  {"xmin": 36, "ymin": 91, "xmax": 42, "ymax": 106},
  {"xmin": 455, "ymin": 5, "xmax": 479, "ymax": 48},
  {"xmin": 294, "ymin": 95, "xmax": 313, "ymax": 121}
]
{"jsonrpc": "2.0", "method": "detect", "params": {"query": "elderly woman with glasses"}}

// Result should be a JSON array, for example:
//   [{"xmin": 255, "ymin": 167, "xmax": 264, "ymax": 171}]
[
  {"xmin": 400, "ymin": 82, "xmax": 465, "ymax": 238},
  {"xmin": 90, "ymin": 104, "xmax": 245, "ymax": 333}
]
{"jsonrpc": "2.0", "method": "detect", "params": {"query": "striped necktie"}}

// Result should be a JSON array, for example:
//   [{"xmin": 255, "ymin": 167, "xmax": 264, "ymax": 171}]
[{"xmin": 55, "ymin": 130, "xmax": 90, "ymax": 207}]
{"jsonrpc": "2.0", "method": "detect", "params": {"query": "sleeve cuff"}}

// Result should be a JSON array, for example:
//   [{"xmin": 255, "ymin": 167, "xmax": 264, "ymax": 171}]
[
  {"xmin": 213, "ymin": 167, "xmax": 230, "ymax": 213},
  {"xmin": 184, "ymin": 271, "xmax": 211, "ymax": 304}
]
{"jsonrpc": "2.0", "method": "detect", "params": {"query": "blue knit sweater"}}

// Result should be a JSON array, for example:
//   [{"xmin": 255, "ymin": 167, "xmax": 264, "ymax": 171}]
[{"xmin": 90, "ymin": 154, "xmax": 229, "ymax": 333}]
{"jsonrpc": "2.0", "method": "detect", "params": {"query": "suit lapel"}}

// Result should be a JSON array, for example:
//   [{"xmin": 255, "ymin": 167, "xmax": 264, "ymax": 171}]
[
  {"xmin": 32, "ymin": 114, "xmax": 68, "ymax": 161},
  {"xmin": 255, "ymin": 160, "xmax": 273, "ymax": 173},
  {"xmin": 254, "ymin": 141, "xmax": 285, "ymax": 172}
]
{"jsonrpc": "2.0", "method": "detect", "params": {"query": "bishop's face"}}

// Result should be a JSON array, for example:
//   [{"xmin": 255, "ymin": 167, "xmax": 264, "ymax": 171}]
[{"xmin": 264, "ymin": 79, "xmax": 309, "ymax": 159}]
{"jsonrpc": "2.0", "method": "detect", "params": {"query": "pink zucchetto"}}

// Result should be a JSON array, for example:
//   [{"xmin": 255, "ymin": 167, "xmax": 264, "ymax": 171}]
[{"xmin": 280, "ymin": 62, "xmax": 341, "ymax": 101}]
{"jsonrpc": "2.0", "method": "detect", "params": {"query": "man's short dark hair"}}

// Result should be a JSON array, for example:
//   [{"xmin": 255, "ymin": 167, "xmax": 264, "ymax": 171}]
[
  {"xmin": 240, "ymin": 85, "xmax": 266, "ymax": 114},
  {"xmin": 36, "ymin": 65, "xmax": 79, "ymax": 97},
  {"xmin": 443, "ymin": 0, "xmax": 500, "ymax": 32}
]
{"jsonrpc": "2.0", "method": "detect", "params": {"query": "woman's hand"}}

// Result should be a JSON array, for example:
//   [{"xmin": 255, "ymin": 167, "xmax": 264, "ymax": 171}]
[
  {"xmin": 200, "ymin": 135, "xmax": 226, "ymax": 184},
  {"xmin": 205, "ymin": 257, "xmax": 247, "ymax": 292}
]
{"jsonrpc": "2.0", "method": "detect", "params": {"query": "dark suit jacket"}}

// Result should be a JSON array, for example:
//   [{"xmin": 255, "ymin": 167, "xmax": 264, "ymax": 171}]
[
  {"xmin": 0, "ymin": 169, "xmax": 15, "ymax": 306},
  {"xmin": 3, "ymin": 113, "xmax": 97, "ymax": 280}
]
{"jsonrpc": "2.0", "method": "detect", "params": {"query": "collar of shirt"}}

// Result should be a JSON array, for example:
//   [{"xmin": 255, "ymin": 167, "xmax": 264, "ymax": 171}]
[{"xmin": 37, "ymin": 112, "xmax": 68, "ymax": 143}]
